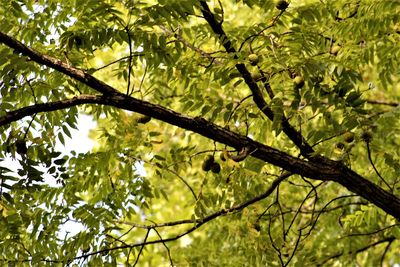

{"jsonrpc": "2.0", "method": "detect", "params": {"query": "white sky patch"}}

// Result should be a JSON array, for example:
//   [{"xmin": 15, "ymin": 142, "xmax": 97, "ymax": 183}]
[
  {"xmin": 55, "ymin": 114, "xmax": 96, "ymax": 154},
  {"xmin": 55, "ymin": 114, "xmax": 96, "ymax": 237},
  {"xmin": 1, "ymin": 114, "xmax": 97, "ymax": 238},
  {"xmin": 134, "ymin": 160, "xmax": 147, "ymax": 177}
]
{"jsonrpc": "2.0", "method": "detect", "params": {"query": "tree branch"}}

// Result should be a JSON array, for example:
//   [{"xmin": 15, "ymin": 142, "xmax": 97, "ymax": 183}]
[
  {"xmin": 366, "ymin": 99, "xmax": 399, "ymax": 107},
  {"xmin": 0, "ymin": 95, "xmax": 102, "ymax": 127},
  {"xmin": 159, "ymin": 25, "xmax": 221, "ymax": 64},
  {"xmin": 0, "ymin": 93, "xmax": 341, "ymax": 181},
  {"xmin": 198, "ymin": 1, "xmax": 314, "ymax": 157},
  {"xmin": 1, "ymin": 31, "xmax": 399, "ymax": 221},
  {"xmin": 317, "ymin": 236, "xmax": 396, "ymax": 266},
  {"xmin": 74, "ymin": 172, "xmax": 290, "ymax": 260},
  {"xmin": 0, "ymin": 31, "xmax": 117, "ymax": 95}
]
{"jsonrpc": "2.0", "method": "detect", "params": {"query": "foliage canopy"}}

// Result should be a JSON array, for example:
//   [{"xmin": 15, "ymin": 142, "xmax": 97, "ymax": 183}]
[{"xmin": 0, "ymin": 0, "xmax": 400, "ymax": 266}]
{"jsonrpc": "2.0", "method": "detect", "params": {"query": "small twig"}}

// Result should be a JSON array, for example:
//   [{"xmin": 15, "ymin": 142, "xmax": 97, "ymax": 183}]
[
  {"xmin": 366, "ymin": 141, "xmax": 392, "ymax": 191},
  {"xmin": 238, "ymin": 10, "xmax": 285, "ymax": 52},
  {"xmin": 159, "ymin": 25, "xmax": 220, "ymax": 64},
  {"xmin": 116, "ymin": 219, "xmax": 194, "ymax": 229},
  {"xmin": 300, "ymin": 177, "xmax": 320, "ymax": 224},
  {"xmin": 132, "ymin": 228, "xmax": 151, "ymax": 267},
  {"xmin": 311, "ymin": 130, "xmax": 346, "ymax": 148},
  {"xmin": 105, "ymin": 234, "xmax": 130, "ymax": 247},
  {"xmin": 23, "ymin": 78, "xmax": 38, "ymax": 140},
  {"xmin": 152, "ymin": 227, "xmax": 174, "ymax": 266},
  {"xmin": 125, "ymin": 154, "xmax": 198, "ymax": 201},
  {"xmin": 341, "ymin": 224, "xmax": 399, "ymax": 238},
  {"xmin": 125, "ymin": 26, "xmax": 134, "ymax": 95},
  {"xmin": 135, "ymin": 64, "xmax": 147, "ymax": 98},
  {"xmin": 258, "ymin": 66, "xmax": 275, "ymax": 99},
  {"xmin": 74, "ymin": 174, "xmax": 289, "ymax": 261},
  {"xmin": 301, "ymin": 195, "xmax": 358, "ymax": 239},
  {"xmin": 114, "ymin": 225, "xmax": 136, "ymax": 246},
  {"xmin": 334, "ymin": 1, "xmax": 360, "ymax": 21},
  {"xmin": 226, "ymin": 94, "xmax": 253, "ymax": 125},
  {"xmin": 284, "ymin": 229, "xmax": 302, "ymax": 267},
  {"xmin": 380, "ymin": 239, "xmax": 393, "ymax": 267},
  {"xmin": 167, "ymin": 168, "xmax": 198, "ymax": 201},
  {"xmin": 366, "ymin": 99, "xmax": 399, "ymax": 107},
  {"xmin": 94, "ymin": 55, "xmax": 143, "ymax": 72},
  {"xmin": 268, "ymin": 210, "xmax": 284, "ymax": 266},
  {"xmin": 276, "ymin": 185, "xmax": 286, "ymax": 241},
  {"xmin": 317, "ymin": 236, "xmax": 395, "ymax": 266},
  {"xmin": 285, "ymin": 181, "xmax": 322, "ymax": 236}
]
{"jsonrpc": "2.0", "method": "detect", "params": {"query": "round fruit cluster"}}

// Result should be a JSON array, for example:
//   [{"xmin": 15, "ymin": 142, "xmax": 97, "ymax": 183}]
[{"xmin": 202, "ymin": 155, "xmax": 221, "ymax": 174}]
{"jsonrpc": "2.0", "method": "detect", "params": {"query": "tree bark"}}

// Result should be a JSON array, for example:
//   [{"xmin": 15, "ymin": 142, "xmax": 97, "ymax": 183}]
[{"xmin": 0, "ymin": 31, "xmax": 399, "ymax": 220}]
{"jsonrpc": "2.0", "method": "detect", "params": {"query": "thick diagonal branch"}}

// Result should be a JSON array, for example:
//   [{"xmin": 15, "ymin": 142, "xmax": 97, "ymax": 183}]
[
  {"xmin": 1, "ymin": 93, "xmax": 400, "ymax": 220},
  {"xmin": 0, "ymin": 31, "xmax": 118, "ymax": 95},
  {"xmin": 0, "ymin": 31, "xmax": 399, "ymax": 220},
  {"xmin": 0, "ymin": 95, "xmax": 102, "ymax": 126},
  {"xmin": 199, "ymin": 1, "xmax": 314, "ymax": 157}
]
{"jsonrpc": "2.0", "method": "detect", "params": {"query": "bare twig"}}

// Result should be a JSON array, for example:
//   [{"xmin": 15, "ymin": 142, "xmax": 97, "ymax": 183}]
[
  {"xmin": 366, "ymin": 99, "xmax": 399, "ymax": 107},
  {"xmin": 125, "ymin": 26, "xmax": 134, "ymax": 95},
  {"xmin": 238, "ymin": 10, "xmax": 286, "ymax": 52},
  {"xmin": 284, "ymin": 230, "xmax": 302, "ymax": 267},
  {"xmin": 94, "ymin": 55, "xmax": 143, "ymax": 72},
  {"xmin": 72, "ymin": 173, "xmax": 289, "ymax": 261},
  {"xmin": 159, "ymin": 25, "xmax": 221, "ymax": 64},
  {"xmin": 152, "ymin": 227, "xmax": 174, "ymax": 266},
  {"xmin": 132, "ymin": 228, "xmax": 151, "ymax": 267},
  {"xmin": 226, "ymin": 94, "xmax": 253, "ymax": 125},
  {"xmin": 285, "ymin": 181, "xmax": 323, "ymax": 236},
  {"xmin": 366, "ymin": 141, "xmax": 392, "ymax": 191},
  {"xmin": 301, "ymin": 195, "xmax": 358, "ymax": 239},
  {"xmin": 380, "ymin": 239, "xmax": 393, "ymax": 267},
  {"xmin": 276, "ymin": 185, "xmax": 286, "ymax": 242},
  {"xmin": 116, "ymin": 219, "xmax": 193, "ymax": 229},
  {"xmin": 317, "ymin": 236, "xmax": 395, "ymax": 266},
  {"xmin": 341, "ymin": 224, "xmax": 399, "ymax": 238},
  {"xmin": 268, "ymin": 210, "xmax": 284, "ymax": 266},
  {"xmin": 125, "ymin": 155, "xmax": 198, "ymax": 202}
]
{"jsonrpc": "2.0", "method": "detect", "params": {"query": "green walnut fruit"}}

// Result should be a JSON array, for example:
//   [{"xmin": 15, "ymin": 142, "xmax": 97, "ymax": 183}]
[
  {"xmin": 330, "ymin": 45, "xmax": 341, "ymax": 56},
  {"xmin": 253, "ymin": 222, "xmax": 261, "ymax": 232},
  {"xmin": 15, "ymin": 140, "xmax": 28, "ymax": 155},
  {"xmin": 393, "ymin": 24, "xmax": 400, "ymax": 33},
  {"xmin": 202, "ymin": 155, "xmax": 215, "ymax": 172},
  {"xmin": 275, "ymin": 0, "xmax": 289, "ymax": 11},
  {"xmin": 293, "ymin": 76, "xmax": 305, "ymax": 89},
  {"xmin": 137, "ymin": 115, "xmax": 151, "ymax": 124},
  {"xmin": 343, "ymin": 132, "xmax": 355, "ymax": 143},
  {"xmin": 361, "ymin": 130, "xmax": 373, "ymax": 143},
  {"xmin": 335, "ymin": 142, "xmax": 345, "ymax": 150},
  {"xmin": 81, "ymin": 245, "xmax": 90, "ymax": 254},
  {"xmin": 248, "ymin": 53, "xmax": 259, "ymax": 65},
  {"xmin": 202, "ymin": 161, "xmax": 211, "ymax": 171},
  {"xmin": 74, "ymin": 36, "xmax": 82, "ymax": 47},
  {"xmin": 251, "ymin": 72, "xmax": 262, "ymax": 81},
  {"xmin": 210, "ymin": 162, "xmax": 221, "ymax": 174}
]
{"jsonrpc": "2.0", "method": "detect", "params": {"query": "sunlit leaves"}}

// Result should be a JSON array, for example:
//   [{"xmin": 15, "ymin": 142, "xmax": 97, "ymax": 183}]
[{"xmin": 0, "ymin": 0, "xmax": 400, "ymax": 266}]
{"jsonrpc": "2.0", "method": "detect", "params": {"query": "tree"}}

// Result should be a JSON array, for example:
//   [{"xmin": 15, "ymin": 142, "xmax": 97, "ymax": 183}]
[{"xmin": 0, "ymin": 0, "xmax": 399, "ymax": 265}]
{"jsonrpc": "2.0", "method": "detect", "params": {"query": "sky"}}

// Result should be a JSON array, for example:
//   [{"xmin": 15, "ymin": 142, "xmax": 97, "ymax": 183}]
[
  {"xmin": 0, "ymin": 114, "xmax": 97, "ymax": 236},
  {"xmin": 1, "ymin": 114, "xmax": 96, "ymax": 169}
]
